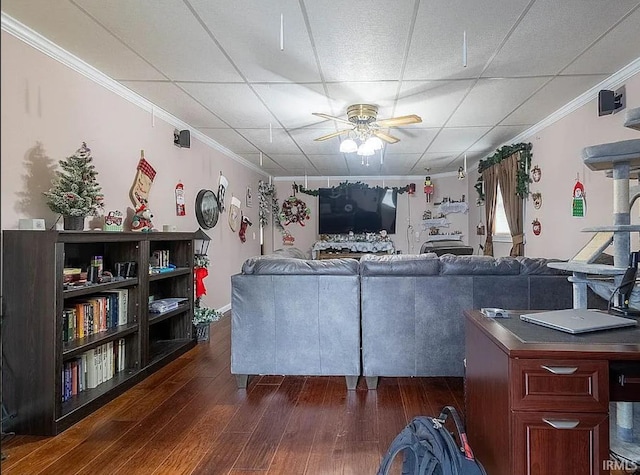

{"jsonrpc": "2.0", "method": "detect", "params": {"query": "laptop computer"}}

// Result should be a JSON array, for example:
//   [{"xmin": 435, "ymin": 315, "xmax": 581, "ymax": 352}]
[{"xmin": 520, "ymin": 308, "xmax": 637, "ymax": 334}]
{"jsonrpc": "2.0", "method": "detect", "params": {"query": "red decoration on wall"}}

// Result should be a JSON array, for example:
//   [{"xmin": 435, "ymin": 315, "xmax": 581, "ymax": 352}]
[
  {"xmin": 175, "ymin": 182, "xmax": 186, "ymax": 216},
  {"xmin": 532, "ymin": 218, "xmax": 541, "ymax": 236}
]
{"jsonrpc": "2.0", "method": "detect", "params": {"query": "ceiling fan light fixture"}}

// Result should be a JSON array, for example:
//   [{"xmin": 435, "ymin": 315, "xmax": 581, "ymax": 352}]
[
  {"xmin": 357, "ymin": 142, "xmax": 375, "ymax": 156},
  {"xmin": 366, "ymin": 136, "xmax": 384, "ymax": 151},
  {"xmin": 339, "ymin": 138, "xmax": 358, "ymax": 153}
]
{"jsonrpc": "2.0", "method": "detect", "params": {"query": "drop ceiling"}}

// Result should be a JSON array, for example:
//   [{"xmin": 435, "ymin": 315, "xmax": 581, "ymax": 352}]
[{"xmin": 2, "ymin": 0, "xmax": 640, "ymax": 177}]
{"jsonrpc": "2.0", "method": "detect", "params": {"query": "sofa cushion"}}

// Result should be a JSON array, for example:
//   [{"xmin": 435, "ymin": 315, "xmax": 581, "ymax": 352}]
[
  {"xmin": 439, "ymin": 255, "xmax": 520, "ymax": 275},
  {"xmin": 516, "ymin": 257, "xmax": 570, "ymax": 275},
  {"xmin": 242, "ymin": 256, "xmax": 359, "ymax": 275},
  {"xmin": 359, "ymin": 253, "xmax": 440, "ymax": 276}
]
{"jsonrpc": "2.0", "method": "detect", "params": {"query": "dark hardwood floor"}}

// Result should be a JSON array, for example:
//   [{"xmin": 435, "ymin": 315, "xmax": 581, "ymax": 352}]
[{"xmin": 1, "ymin": 316, "xmax": 464, "ymax": 474}]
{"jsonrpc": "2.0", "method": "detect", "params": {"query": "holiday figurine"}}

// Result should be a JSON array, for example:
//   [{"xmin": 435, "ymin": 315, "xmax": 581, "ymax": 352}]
[
  {"xmin": 424, "ymin": 176, "xmax": 434, "ymax": 203},
  {"xmin": 131, "ymin": 203, "xmax": 154, "ymax": 232}
]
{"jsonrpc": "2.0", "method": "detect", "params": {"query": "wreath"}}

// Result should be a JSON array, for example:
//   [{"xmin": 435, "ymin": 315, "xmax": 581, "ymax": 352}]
[{"xmin": 280, "ymin": 195, "xmax": 311, "ymax": 226}]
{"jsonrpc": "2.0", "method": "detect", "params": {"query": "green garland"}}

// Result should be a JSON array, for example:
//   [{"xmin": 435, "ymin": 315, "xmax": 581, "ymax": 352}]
[
  {"xmin": 294, "ymin": 181, "xmax": 411, "ymax": 196},
  {"xmin": 475, "ymin": 143, "xmax": 533, "ymax": 202}
]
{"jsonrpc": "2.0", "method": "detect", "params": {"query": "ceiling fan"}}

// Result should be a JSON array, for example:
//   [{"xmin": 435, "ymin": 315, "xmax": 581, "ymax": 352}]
[{"xmin": 312, "ymin": 104, "xmax": 422, "ymax": 146}]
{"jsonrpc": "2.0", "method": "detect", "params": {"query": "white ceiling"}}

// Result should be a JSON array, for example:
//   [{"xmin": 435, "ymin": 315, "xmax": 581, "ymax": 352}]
[{"xmin": 2, "ymin": 0, "xmax": 640, "ymax": 177}]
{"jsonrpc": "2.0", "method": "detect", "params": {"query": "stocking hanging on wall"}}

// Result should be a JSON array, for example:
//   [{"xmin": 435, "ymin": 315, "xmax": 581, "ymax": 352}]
[
  {"xmin": 217, "ymin": 173, "xmax": 228, "ymax": 212},
  {"xmin": 572, "ymin": 179, "xmax": 586, "ymax": 218},
  {"xmin": 229, "ymin": 196, "xmax": 241, "ymax": 232},
  {"xmin": 130, "ymin": 150, "xmax": 156, "ymax": 209},
  {"xmin": 239, "ymin": 214, "xmax": 252, "ymax": 242}
]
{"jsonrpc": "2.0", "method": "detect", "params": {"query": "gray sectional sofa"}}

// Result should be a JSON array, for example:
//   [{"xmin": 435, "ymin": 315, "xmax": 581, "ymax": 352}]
[{"xmin": 231, "ymin": 252, "xmax": 603, "ymax": 390}]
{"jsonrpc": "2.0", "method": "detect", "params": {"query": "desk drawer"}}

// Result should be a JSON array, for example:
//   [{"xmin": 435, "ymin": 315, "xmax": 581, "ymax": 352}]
[{"xmin": 511, "ymin": 359, "xmax": 609, "ymax": 412}]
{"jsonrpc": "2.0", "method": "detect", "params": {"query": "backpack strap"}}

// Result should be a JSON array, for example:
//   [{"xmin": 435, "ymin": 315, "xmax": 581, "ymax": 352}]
[
  {"xmin": 377, "ymin": 424, "xmax": 420, "ymax": 475},
  {"xmin": 438, "ymin": 406, "xmax": 476, "ymax": 461}
]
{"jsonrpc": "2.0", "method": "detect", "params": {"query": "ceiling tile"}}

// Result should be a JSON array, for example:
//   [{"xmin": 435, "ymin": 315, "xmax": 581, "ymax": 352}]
[
  {"xmin": 405, "ymin": 0, "xmax": 531, "ymax": 80},
  {"xmin": 268, "ymin": 154, "xmax": 315, "ymax": 169},
  {"xmin": 468, "ymin": 126, "xmax": 528, "ymax": 152},
  {"xmin": 119, "ymin": 81, "xmax": 226, "ymax": 127},
  {"xmin": 197, "ymin": 128, "xmax": 258, "ymax": 153},
  {"xmin": 240, "ymin": 128, "xmax": 301, "ymax": 154},
  {"xmin": 306, "ymin": 154, "xmax": 349, "ymax": 169},
  {"xmin": 428, "ymin": 127, "xmax": 492, "ymax": 153},
  {"xmin": 189, "ymin": 0, "xmax": 321, "ymax": 83},
  {"xmin": 240, "ymin": 153, "xmax": 282, "ymax": 170},
  {"xmin": 383, "ymin": 128, "xmax": 438, "ymax": 153},
  {"xmin": 305, "ymin": 1, "xmax": 416, "ymax": 81},
  {"xmin": 563, "ymin": 9, "xmax": 640, "ymax": 75},
  {"xmin": 325, "ymin": 82, "xmax": 400, "ymax": 112},
  {"xmin": 397, "ymin": 80, "xmax": 475, "ymax": 128},
  {"xmin": 74, "ymin": 0, "xmax": 243, "ymax": 82},
  {"xmin": 1, "ymin": 0, "xmax": 164, "ymax": 80},
  {"xmin": 502, "ymin": 75, "xmax": 608, "ymax": 126},
  {"xmin": 179, "ymin": 83, "xmax": 274, "ymax": 128},
  {"xmin": 447, "ymin": 78, "xmax": 548, "ymax": 127},
  {"xmin": 253, "ymin": 83, "xmax": 330, "ymax": 129},
  {"xmin": 483, "ymin": 0, "xmax": 640, "ymax": 77}
]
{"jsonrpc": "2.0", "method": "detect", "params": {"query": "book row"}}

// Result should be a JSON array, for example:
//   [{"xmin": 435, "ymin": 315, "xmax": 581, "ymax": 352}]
[
  {"xmin": 62, "ymin": 338, "xmax": 127, "ymax": 402},
  {"xmin": 63, "ymin": 289, "xmax": 129, "ymax": 342}
]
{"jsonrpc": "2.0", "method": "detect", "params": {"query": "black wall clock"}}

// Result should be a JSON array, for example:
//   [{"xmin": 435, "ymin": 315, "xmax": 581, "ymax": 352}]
[{"xmin": 195, "ymin": 189, "xmax": 219, "ymax": 230}]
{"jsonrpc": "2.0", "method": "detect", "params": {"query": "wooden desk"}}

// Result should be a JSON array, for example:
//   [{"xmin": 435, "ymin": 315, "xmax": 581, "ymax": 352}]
[{"xmin": 464, "ymin": 310, "xmax": 640, "ymax": 475}]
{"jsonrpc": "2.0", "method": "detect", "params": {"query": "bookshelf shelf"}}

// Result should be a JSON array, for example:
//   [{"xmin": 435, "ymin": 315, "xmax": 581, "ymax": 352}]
[
  {"xmin": 62, "ymin": 322, "xmax": 140, "ymax": 359},
  {"xmin": 63, "ymin": 278, "xmax": 138, "ymax": 298},
  {"xmin": 148, "ymin": 267, "xmax": 191, "ymax": 281},
  {"xmin": 1, "ymin": 230, "xmax": 196, "ymax": 435},
  {"xmin": 148, "ymin": 305, "xmax": 190, "ymax": 325}
]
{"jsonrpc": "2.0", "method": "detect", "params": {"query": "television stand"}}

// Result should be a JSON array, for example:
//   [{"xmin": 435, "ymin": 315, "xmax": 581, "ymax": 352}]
[{"xmin": 311, "ymin": 239, "xmax": 395, "ymax": 259}]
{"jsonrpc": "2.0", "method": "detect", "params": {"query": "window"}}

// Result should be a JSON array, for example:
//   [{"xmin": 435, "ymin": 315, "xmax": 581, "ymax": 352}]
[{"xmin": 493, "ymin": 184, "xmax": 512, "ymax": 241}]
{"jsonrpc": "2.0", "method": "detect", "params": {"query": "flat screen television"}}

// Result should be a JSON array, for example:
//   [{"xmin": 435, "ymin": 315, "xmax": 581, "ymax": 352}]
[{"xmin": 318, "ymin": 186, "xmax": 398, "ymax": 234}]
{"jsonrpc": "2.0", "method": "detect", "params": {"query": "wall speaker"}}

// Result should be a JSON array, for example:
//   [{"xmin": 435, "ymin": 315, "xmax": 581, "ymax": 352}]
[
  {"xmin": 174, "ymin": 129, "xmax": 190, "ymax": 148},
  {"xmin": 598, "ymin": 87, "xmax": 624, "ymax": 116}
]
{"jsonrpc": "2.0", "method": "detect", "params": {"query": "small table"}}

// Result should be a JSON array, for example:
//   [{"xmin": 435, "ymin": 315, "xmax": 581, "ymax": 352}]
[{"xmin": 311, "ymin": 240, "xmax": 395, "ymax": 259}]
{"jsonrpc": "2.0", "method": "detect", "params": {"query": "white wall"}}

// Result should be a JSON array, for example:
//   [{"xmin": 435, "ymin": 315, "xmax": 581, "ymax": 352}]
[
  {"xmin": 467, "ymin": 71, "xmax": 640, "ymax": 259},
  {"xmin": 1, "ymin": 31, "xmax": 265, "ymax": 310}
]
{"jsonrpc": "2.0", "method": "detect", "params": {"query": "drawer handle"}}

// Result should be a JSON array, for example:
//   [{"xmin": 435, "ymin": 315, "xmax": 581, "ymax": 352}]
[
  {"xmin": 542, "ymin": 419, "xmax": 580, "ymax": 430},
  {"xmin": 540, "ymin": 365, "xmax": 578, "ymax": 375}
]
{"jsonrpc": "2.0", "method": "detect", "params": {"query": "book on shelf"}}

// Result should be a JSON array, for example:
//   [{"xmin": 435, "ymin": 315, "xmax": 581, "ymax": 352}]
[
  {"xmin": 100, "ymin": 289, "xmax": 129, "ymax": 326},
  {"xmin": 62, "ymin": 338, "xmax": 127, "ymax": 400}
]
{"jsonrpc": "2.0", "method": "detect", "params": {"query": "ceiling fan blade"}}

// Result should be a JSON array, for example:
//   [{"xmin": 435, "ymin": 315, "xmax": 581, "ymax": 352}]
[
  {"xmin": 374, "ymin": 114, "xmax": 422, "ymax": 127},
  {"xmin": 314, "ymin": 129, "xmax": 352, "ymax": 141},
  {"xmin": 312, "ymin": 112, "xmax": 354, "ymax": 126},
  {"xmin": 374, "ymin": 130, "xmax": 400, "ymax": 144}
]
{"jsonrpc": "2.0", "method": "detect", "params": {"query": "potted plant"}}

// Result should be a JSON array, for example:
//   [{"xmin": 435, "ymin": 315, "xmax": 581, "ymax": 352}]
[
  {"xmin": 43, "ymin": 142, "xmax": 103, "ymax": 230},
  {"xmin": 193, "ymin": 306, "xmax": 222, "ymax": 342}
]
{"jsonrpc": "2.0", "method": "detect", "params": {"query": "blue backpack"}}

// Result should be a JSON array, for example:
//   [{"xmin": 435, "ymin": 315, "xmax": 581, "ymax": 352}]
[{"xmin": 377, "ymin": 406, "xmax": 487, "ymax": 475}]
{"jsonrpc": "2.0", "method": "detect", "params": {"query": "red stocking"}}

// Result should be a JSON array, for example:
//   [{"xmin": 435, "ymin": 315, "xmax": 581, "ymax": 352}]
[{"xmin": 239, "ymin": 215, "xmax": 252, "ymax": 243}]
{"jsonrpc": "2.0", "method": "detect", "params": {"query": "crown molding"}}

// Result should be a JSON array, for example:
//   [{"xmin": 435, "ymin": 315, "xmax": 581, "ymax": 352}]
[
  {"xmin": 1, "ymin": 13, "xmax": 269, "ymax": 178},
  {"xmin": 509, "ymin": 57, "xmax": 640, "ymax": 144},
  {"xmin": 273, "ymin": 172, "xmax": 458, "ymax": 182}
]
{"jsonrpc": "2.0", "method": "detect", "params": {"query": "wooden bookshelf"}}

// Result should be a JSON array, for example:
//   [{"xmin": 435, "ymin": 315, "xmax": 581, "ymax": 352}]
[{"xmin": 1, "ymin": 230, "xmax": 196, "ymax": 435}]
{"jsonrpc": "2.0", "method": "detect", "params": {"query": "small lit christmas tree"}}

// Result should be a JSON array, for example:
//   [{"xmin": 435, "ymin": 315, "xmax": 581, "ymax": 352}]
[{"xmin": 44, "ymin": 142, "xmax": 103, "ymax": 218}]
